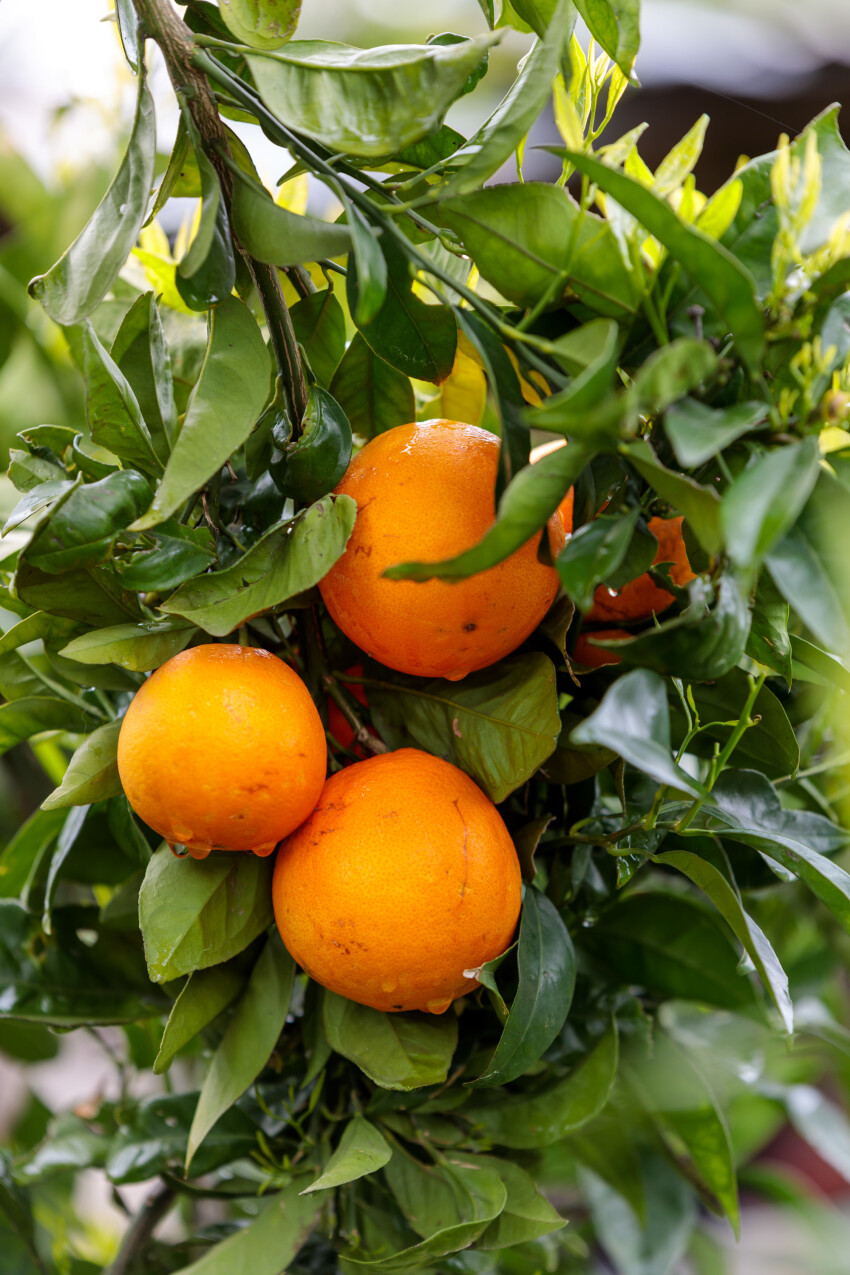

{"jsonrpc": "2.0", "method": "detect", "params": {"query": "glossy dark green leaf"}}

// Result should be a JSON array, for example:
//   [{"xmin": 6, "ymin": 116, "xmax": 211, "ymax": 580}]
[
  {"xmin": 664, "ymin": 399, "xmax": 767, "ymax": 468},
  {"xmin": 111, "ymin": 291, "xmax": 178, "ymax": 457},
  {"xmin": 271, "ymin": 385, "xmax": 352, "ymax": 502},
  {"xmin": 41, "ymin": 720, "xmax": 122, "ymax": 811},
  {"xmin": 187, "ymin": 936, "xmax": 295, "ymax": 1169},
  {"xmin": 41, "ymin": 807, "xmax": 90, "ymax": 935},
  {"xmin": 439, "ymin": 183, "xmax": 638, "ymax": 315},
  {"xmin": 13, "ymin": 557, "xmax": 141, "ymax": 627},
  {"xmin": 61, "ymin": 619, "xmax": 197, "ymax": 671},
  {"xmin": 176, "ymin": 143, "xmax": 236, "ymax": 312},
  {"xmin": 596, "ymin": 574, "xmax": 750, "ymax": 682},
  {"xmin": 113, "ymin": 524, "xmax": 216, "ymax": 592},
  {"xmin": 767, "ymin": 524, "xmax": 850, "ymax": 654},
  {"xmin": 439, "ymin": 1, "xmax": 573, "ymax": 196},
  {"xmin": 133, "ymin": 296, "xmax": 272, "ymax": 529},
  {"xmin": 302, "ymin": 1116, "xmax": 392, "ymax": 1193},
  {"xmin": 25, "ymin": 471, "xmax": 152, "ymax": 575},
  {"xmin": 670, "ymin": 670, "xmax": 799, "ymax": 781},
  {"xmin": 465, "ymin": 1023, "xmax": 618, "ymax": 1148},
  {"xmin": 28, "ymin": 78, "xmax": 155, "ymax": 324},
  {"xmin": 792, "ymin": 634, "xmax": 850, "ymax": 694},
  {"xmin": 167, "ymin": 1182, "xmax": 320, "ymax": 1275},
  {"xmin": 456, "ymin": 308, "xmax": 530, "ymax": 498},
  {"xmin": 83, "ymin": 323, "xmax": 163, "ymax": 476},
  {"xmin": 633, "ymin": 339, "xmax": 719, "ymax": 416},
  {"xmin": 621, "ymin": 439, "xmax": 721, "ymax": 555},
  {"xmin": 230, "ymin": 164, "xmax": 351, "ymax": 264},
  {"xmin": 0, "ymin": 697, "xmax": 95, "ymax": 758},
  {"xmin": 562, "ymin": 150, "xmax": 765, "ymax": 370},
  {"xmin": 138, "ymin": 844, "xmax": 275, "ymax": 983},
  {"xmin": 572, "ymin": 668, "xmax": 706, "ymax": 797},
  {"xmin": 0, "ymin": 901, "xmax": 158, "ymax": 1026},
  {"xmin": 290, "ymin": 287, "xmax": 346, "ymax": 387},
  {"xmin": 160, "ymin": 494, "xmax": 355, "ymax": 635},
  {"xmin": 342, "ymin": 197, "xmax": 388, "ymax": 326},
  {"xmin": 348, "ymin": 237, "xmax": 456, "ymax": 384},
  {"xmin": 475, "ymin": 1154, "xmax": 566, "ymax": 1249},
  {"xmin": 219, "ymin": 0, "xmax": 301, "ymax": 49},
  {"xmin": 3, "ymin": 480, "xmax": 76, "ymax": 536},
  {"xmin": 106, "ymin": 1092, "xmax": 259, "ymax": 1185},
  {"xmin": 722, "ymin": 439, "xmax": 820, "ymax": 568},
  {"xmin": 654, "ymin": 851, "xmax": 792, "ymax": 1032},
  {"xmin": 575, "ymin": 0, "xmax": 640, "ymax": 73},
  {"xmin": 154, "ymin": 961, "xmax": 246, "ymax": 1074},
  {"xmin": 329, "ymin": 332, "xmax": 414, "ymax": 439},
  {"xmin": 584, "ymin": 892, "xmax": 757, "ymax": 1008},
  {"xmin": 746, "ymin": 572, "xmax": 792, "ymax": 683},
  {"xmin": 472, "ymin": 889, "xmax": 576, "ymax": 1087},
  {"xmin": 368, "ymin": 653, "xmax": 560, "ymax": 803},
  {"xmin": 246, "ymin": 36, "xmax": 494, "ymax": 159},
  {"xmin": 322, "ymin": 991, "xmax": 458, "ymax": 1091},
  {"xmin": 386, "ymin": 440, "xmax": 592, "ymax": 581},
  {"xmin": 557, "ymin": 511, "xmax": 650, "ymax": 611}
]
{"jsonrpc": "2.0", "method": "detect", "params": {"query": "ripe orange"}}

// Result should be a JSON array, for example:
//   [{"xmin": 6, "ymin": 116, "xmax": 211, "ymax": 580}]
[
  {"xmin": 117, "ymin": 644, "xmax": 326, "ymax": 859},
  {"xmin": 586, "ymin": 515, "xmax": 695, "ymax": 623},
  {"xmin": 573, "ymin": 629, "xmax": 630, "ymax": 668},
  {"xmin": 272, "ymin": 748, "xmax": 522, "ymax": 1014},
  {"xmin": 318, "ymin": 420, "xmax": 566, "ymax": 681},
  {"xmin": 529, "ymin": 437, "xmax": 575, "ymax": 532}
]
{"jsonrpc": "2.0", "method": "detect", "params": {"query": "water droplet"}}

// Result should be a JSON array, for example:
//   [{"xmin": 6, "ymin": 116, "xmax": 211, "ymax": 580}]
[
  {"xmin": 187, "ymin": 844, "xmax": 212, "ymax": 861},
  {"xmin": 253, "ymin": 841, "xmax": 279, "ymax": 858},
  {"xmin": 169, "ymin": 843, "xmax": 189, "ymax": 858},
  {"xmin": 119, "ymin": 202, "xmax": 128, "ymax": 215},
  {"xmin": 426, "ymin": 997, "xmax": 452, "ymax": 1015}
]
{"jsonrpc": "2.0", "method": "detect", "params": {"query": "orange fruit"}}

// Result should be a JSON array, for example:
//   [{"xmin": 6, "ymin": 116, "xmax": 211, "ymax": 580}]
[
  {"xmin": 529, "ymin": 437, "xmax": 574, "ymax": 532},
  {"xmin": 272, "ymin": 748, "xmax": 522, "ymax": 1014},
  {"xmin": 117, "ymin": 644, "xmax": 326, "ymax": 859},
  {"xmin": 586, "ymin": 515, "xmax": 695, "ymax": 623},
  {"xmin": 327, "ymin": 664, "xmax": 372, "ymax": 754},
  {"xmin": 573, "ymin": 629, "xmax": 630, "ymax": 668},
  {"xmin": 318, "ymin": 420, "xmax": 566, "ymax": 681}
]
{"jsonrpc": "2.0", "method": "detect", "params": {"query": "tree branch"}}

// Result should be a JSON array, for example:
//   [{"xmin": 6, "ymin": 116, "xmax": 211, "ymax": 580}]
[{"xmin": 106, "ymin": 1183, "xmax": 175, "ymax": 1275}]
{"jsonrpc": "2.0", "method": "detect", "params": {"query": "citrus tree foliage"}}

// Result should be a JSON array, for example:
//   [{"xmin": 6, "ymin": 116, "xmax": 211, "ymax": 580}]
[{"xmin": 4, "ymin": 0, "xmax": 850, "ymax": 1270}]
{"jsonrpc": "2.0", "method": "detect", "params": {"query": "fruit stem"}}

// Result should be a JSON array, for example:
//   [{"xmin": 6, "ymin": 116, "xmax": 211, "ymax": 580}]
[{"xmin": 323, "ymin": 674, "xmax": 388, "ymax": 757}]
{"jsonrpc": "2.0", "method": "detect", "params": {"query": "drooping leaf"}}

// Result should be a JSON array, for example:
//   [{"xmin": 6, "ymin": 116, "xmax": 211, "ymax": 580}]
[
  {"xmin": 329, "ymin": 333, "xmax": 415, "ymax": 439},
  {"xmin": 25, "ymin": 471, "xmax": 152, "ymax": 575},
  {"xmin": 722, "ymin": 439, "xmax": 821, "ymax": 569},
  {"xmin": 160, "ymin": 494, "xmax": 356, "ymax": 635},
  {"xmin": 301, "ymin": 1115, "xmax": 392, "ymax": 1193},
  {"xmin": 746, "ymin": 572, "xmax": 792, "ymax": 682},
  {"xmin": 322, "ymin": 991, "xmax": 458, "ymax": 1091},
  {"xmin": 472, "ymin": 888, "xmax": 576, "ymax": 1087},
  {"xmin": 61, "ymin": 619, "xmax": 197, "ymax": 672},
  {"xmin": 767, "ymin": 523, "xmax": 850, "ymax": 654},
  {"xmin": 219, "ymin": 0, "xmax": 301, "ymax": 50},
  {"xmin": 168, "ymin": 1181, "xmax": 320, "ymax": 1275},
  {"xmin": 557, "ymin": 511, "xmax": 649, "ymax": 612},
  {"xmin": 28, "ymin": 77, "xmax": 156, "ymax": 324},
  {"xmin": 113, "ymin": 524, "xmax": 216, "ymax": 593},
  {"xmin": 229, "ymin": 163, "xmax": 352, "ymax": 264},
  {"xmin": 175, "ymin": 141, "xmax": 236, "ymax": 312},
  {"xmin": 582, "ymin": 1151, "xmax": 696, "ymax": 1275},
  {"xmin": 187, "ymin": 936, "xmax": 295, "ymax": 1169},
  {"xmin": 368, "ymin": 653, "xmax": 560, "ymax": 803},
  {"xmin": 106, "ymin": 1092, "xmax": 259, "ymax": 1185},
  {"xmin": 154, "ymin": 961, "xmax": 246, "ymax": 1074},
  {"xmin": 663, "ymin": 398, "xmax": 767, "ymax": 468},
  {"xmin": 83, "ymin": 323, "xmax": 163, "ymax": 476},
  {"xmin": 41, "ymin": 720, "xmax": 123, "ymax": 811},
  {"xmin": 475, "ymin": 1154, "xmax": 566, "ymax": 1249},
  {"xmin": 0, "ymin": 697, "xmax": 97, "ymax": 759},
  {"xmin": 246, "ymin": 36, "xmax": 495, "ymax": 159},
  {"xmin": 133, "ymin": 296, "xmax": 272, "ymax": 529},
  {"xmin": 139, "ymin": 844, "xmax": 275, "ymax": 984},
  {"xmin": 271, "ymin": 385, "xmax": 352, "ymax": 503},
  {"xmin": 290, "ymin": 287, "xmax": 346, "ymax": 387},
  {"xmin": 111, "ymin": 291, "xmax": 178, "ymax": 456}
]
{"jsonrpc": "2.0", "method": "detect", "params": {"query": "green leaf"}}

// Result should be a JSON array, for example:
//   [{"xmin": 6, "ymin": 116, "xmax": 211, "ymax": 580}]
[
  {"xmin": 477, "ymin": 0, "xmax": 496, "ymax": 25},
  {"xmin": 632, "ymin": 339, "xmax": 719, "ymax": 416},
  {"xmin": 301, "ymin": 1115, "xmax": 392, "ymax": 1193},
  {"xmin": 106, "ymin": 1092, "xmax": 259, "ymax": 1185},
  {"xmin": 722, "ymin": 439, "xmax": 821, "ymax": 568},
  {"xmin": 475, "ymin": 1154, "xmax": 566, "ymax": 1248},
  {"xmin": 271, "ymin": 385, "xmax": 352, "ymax": 503},
  {"xmin": 571, "ymin": 668, "xmax": 706, "ymax": 798},
  {"xmin": 175, "ymin": 142, "xmax": 236, "ymax": 312},
  {"xmin": 562, "ymin": 149, "xmax": 766, "ymax": 370},
  {"xmin": 229, "ymin": 164, "xmax": 351, "ymax": 264},
  {"xmin": 41, "ymin": 720, "xmax": 122, "ymax": 811},
  {"xmin": 0, "ymin": 808, "xmax": 65, "ymax": 901},
  {"xmin": 113, "ymin": 525, "xmax": 216, "ymax": 592},
  {"xmin": 663, "ymin": 399, "xmax": 767, "ymax": 469},
  {"xmin": 290, "ymin": 287, "xmax": 346, "ymax": 387},
  {"xmin": 348, "ymin": 237, "xmax": 456, "ymax": 384},
  {"xmin": 621, "ymin": 438, "xmax": 721, "ymax": 555},
  {"xmin": 329, "ymin": 332, "xmax": 414, "ymax": 438},
  {"xmin": 133, "ymin": 296, "xmax": 272, "ymax": 529},
  {"xmin": 0, "ymin": 612, "xmax": 78, "ymax": 659},
  {"xmin": 583, "ymin": 892, "xmax": 757, "ymax": 1009},
  {"xmin": 342, "ymin": 197, "xmax": 388, "ymax": 325},
  {"xmin": 669, "ymin": 670, "xmax": 799, "ymax": 781},
  {"xmin": 472, "ymin": 888, "xmax": 576, "ymax": 1087},
  {"xmin": 3, "ymin": 480, "xmax": 76, "ymax": 536},
  {"xmin": 41, "ymin": 806, "xmax": 89, "ymax": 935},
  {"xmin": 187, "ymin": 936, "xmax": 295, "ymax": 1169},
  {"xmin": 574, "ymin": 0, "xmax": 640, "ymax": 73},
  {"xmin": 25, "ymin": 471, "xmax": 152, "ymax": 575},
  {"xmin": 438, "ymin": 1, "xmax": 573, "ymax": 197},
  {"xmin": 169, "ymin": 1180, "xmax": 320, "ymax": 1275},
  {"xmin": 582, "ymin": 1152, "xmax": 696, "ymax": 1275},
  {"xmin": 745, "ymin": 571, "xmax": 792, "ymax": 682},
  {"xmin": 61, "ymin": 619, "xmax": 196, "ymax": 672},
  {"xmin": 139, "ymin": 844, "xmax": 274, "ymax": 984},
  {"xmin": 767, "ymin": 524, "xmax": 850, "ymax": 654},
  {"xmin": 465, "ymin": 1022, "xmax": 618, "ymax": 1148},
  {"xmin": 782, "ymin": 1085, "xmax": 850, "ymax": 1186},
  {"xmin": 322, "ymin": 991, "xmax": 458, "ymax": 1091},
  {"xmin": 557, "ymin": 511, "xmax": 647, "ymax": 611},
  {"xmin": 27, "ymin": 77, "xmax": 156, "ymax": 324},
  {"xmin": 246, "ymin": 36, "xmax": 495, "ymax": 159},
  {"xmin": 368, "ymin": 653, "xmax": 560, "ymax": 803},
  {"xmin": 154, "ymin": 961, "xmax": 246, "ymax": 1074},
  {"xmin": 160, "ymin": 494, "xmax": 355, "ymax": 636},
  {"xmin": 111, "ymin": 291, "xmax": 178, "ymax": 456},
  {"xmin": 456, "ymin": 309, "xmax": 530, "ymax": 497},
  {"xmin": 0, "ymin": 697, "xmax": 96, "ymax": 758},
  {"xmin": 83, "ymin": 323, "xmax": 163, "ymax": 476},
  {"xmin": 386, "ymin": 440, "xmax": 592, "ymax": 581},
  {"xmin": 792, "ymin": 634, "xmax": 850, "ymax": 694},
  {"xmin": 438, "ymin": 183, "xmax": 638, "ymax": 315},
  {"xmin": 219, "ymin": 0, "xmax": 301, "ymax": 49},
  {"xmin": 653, "ymin": 850, "xmax": 793, "ymax": 1032},
  {"xmin": 115, "ymin": 0, "xmax": 141, "ymax": 70}
]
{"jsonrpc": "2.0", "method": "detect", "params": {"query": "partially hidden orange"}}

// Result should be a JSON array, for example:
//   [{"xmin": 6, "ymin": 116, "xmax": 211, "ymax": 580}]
[
  {"xmin": 318, "ymin": 420, "xmax": 566, "ymax": 681},
  {"xmin": 573, "ymin": 629, "xmax": 630, "ymax": 668},
  {"xmin": 117, "ymin": 644, "xmax": 326, "ymax": 859},
  {"xmin": 529, "ymin": 437, "xmax": 575, "ymax": 531},
  {"xmin": 272, "ymin": 748, "xmax": 522, "ymax": 1014}
]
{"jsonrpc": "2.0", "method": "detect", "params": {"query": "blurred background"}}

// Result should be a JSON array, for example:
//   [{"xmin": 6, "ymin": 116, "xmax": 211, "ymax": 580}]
[{"xmin": 1, "ymin": 1, "xmax": 850, "ymax": 1270}]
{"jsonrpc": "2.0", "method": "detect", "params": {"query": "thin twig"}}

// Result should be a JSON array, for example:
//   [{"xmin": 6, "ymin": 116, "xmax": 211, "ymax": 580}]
[{"xmin": 106, "ymin": 1183, "xmax": 175, "ymax": 1275}]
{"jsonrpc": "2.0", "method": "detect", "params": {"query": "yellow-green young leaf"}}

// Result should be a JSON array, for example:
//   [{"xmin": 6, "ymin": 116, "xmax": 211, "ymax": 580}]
[
  {"xmin": 301, "ymin": 1116, "xmax": 392, "ymax": 1193},
  {"xmin": 246, "ymin": 36, "xmax": 496, "ymax": 160},
  {"xmin": 219, "ymin": 0, "xmax": 301, "ymax": 50},
  {"xmin": 696, "ymin": 177, "xmax": 743, "ymax": 240},
  {"xmin": 653, "ymin": 115, "xmax": 709, "ymax": 198},
  {"xmin": 154, "ymin": 963, "xmax": 246, "ymax": 1075},
  {"xmin": 28, "ymin": 77, "xmax": 156, "ymax": 325},
  {"xmin": 61, "ymin": 620, "xmax": 197, "ymax": 673},
  {"xmin": 41, "ymin": 720, "xmax": 122, "ymax": 811},
  {"xmin": 186, "ymin": 937, "xmax": 295, "ymax": 1170},
  {"xmin": 322, "ymin": 991, "xmax": 458, "ymax": 1091}
]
